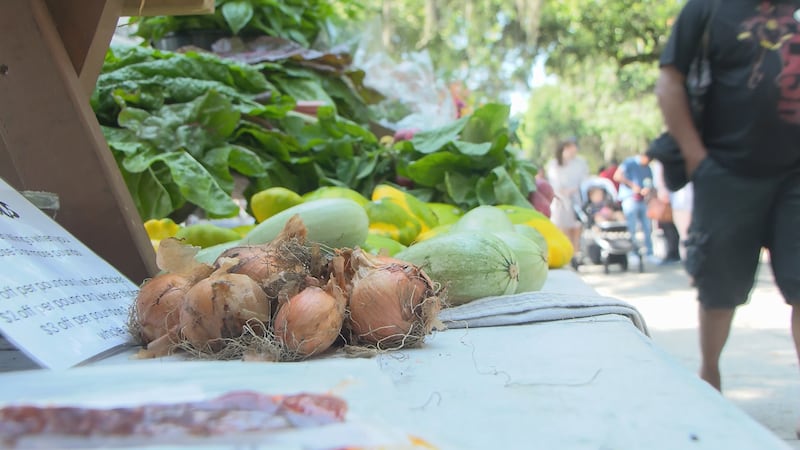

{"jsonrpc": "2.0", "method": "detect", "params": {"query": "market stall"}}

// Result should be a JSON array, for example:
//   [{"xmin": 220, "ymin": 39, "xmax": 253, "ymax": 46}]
[
  {"xmin": 0, "ymin": 0, "xmax": 213, "ymax": 285},
  {"xmin": 0, "ymin": 268, "xmax": 789, "ymax": 449},
  {"xmin": 0, "ymin": 2, "xmax": 791, "ymax": 449}
]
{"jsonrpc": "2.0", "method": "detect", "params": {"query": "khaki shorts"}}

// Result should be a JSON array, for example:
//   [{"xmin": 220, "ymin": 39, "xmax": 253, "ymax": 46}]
[{"xmin": 687, "ymin": 157, "xmax": 800, "ymax": 308}]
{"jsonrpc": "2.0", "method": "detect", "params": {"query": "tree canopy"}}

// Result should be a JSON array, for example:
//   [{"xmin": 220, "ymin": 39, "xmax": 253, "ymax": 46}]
[{"xmin": 356, "ymin": 0, "xmax": 684, "ymax": 167}]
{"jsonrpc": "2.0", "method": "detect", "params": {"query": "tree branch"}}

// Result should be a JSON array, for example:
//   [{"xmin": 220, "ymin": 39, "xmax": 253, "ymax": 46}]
[{"xmin": 618, "ymin": 51, "xmax": 661, "ymax": 67}]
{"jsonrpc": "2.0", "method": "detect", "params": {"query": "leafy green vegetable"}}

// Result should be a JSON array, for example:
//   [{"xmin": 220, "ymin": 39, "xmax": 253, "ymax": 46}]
[
  {"xmin": 93, "ymin": 42, "xmax": 539, "ymax": 221},
  {"xmin": 397, "ymin": 103, "xmax": 539, "ymax": 210},
  {"xmin": 130, "ymin": 0, "xmax": 364, "ymax": 48},
  {"xmin": 105, "ymin": 91, "xmax": 247, "ymax": 219}
]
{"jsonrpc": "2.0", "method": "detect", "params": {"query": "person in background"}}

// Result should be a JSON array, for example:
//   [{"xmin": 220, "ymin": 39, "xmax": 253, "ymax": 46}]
[
  {"xmin": 546, "ymin": 139, "xmax": 589, "ymax": 265},
  {"xmin": 613, "ymin": 153, "xmax": 656, "ymax": 260},
  {"xmin": 656, "ymin": 0, "xmax": 800, "ymax": 426},
  {"xmin": 670, "ymin": 183, "xmax": 693, "ymax": 261},
  {"xmin": 599, "ymin": 158, "xmax": 620, "ymax": 192},
  {"xmin": 651, "ymin": 160, "xmax": 682, "ymax": 264}
]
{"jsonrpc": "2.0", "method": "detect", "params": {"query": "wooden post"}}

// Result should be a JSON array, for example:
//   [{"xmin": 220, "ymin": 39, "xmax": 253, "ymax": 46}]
[
  {"xmin": 43, "ymin": 0, "xmax": 124, "ymax": 96},
  {"xmin": 0, "ymin": 0, "xmax": 157, "ymax": 283}
]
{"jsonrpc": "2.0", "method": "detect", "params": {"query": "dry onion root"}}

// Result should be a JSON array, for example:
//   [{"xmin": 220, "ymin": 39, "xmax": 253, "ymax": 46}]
[
  {"xmin": 345, "ymin": 249, "xmax": 443, "ymax": 350},
  {"xmin": 272, "ymin": 277, "xmax": 346, "ymax": 360}
]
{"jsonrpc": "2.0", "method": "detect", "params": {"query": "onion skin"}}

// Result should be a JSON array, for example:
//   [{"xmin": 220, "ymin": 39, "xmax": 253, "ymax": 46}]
[
  {"xmin": 135, "ymin": 273, "xmax": 191, "ymax": 344},
  {"xmin": 347, "ymin": 249, "xmax": 441, "ymax": 349},
  {"xmin": 273, "ymin": 283, "xmax": 345, "ymax": 359},
  {"xmin": 180, "ymin": 273, "xmax": 270, "ymax": 352}
]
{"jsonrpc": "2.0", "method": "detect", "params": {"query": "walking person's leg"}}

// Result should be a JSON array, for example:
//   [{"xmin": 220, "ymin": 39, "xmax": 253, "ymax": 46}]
[
  {"xmin": 698, "ymin": 306, "xmax": 735, "ymax": 390},
  {"xmin": 621, "ymin": 197, "xmax": 639, "ymax": 251},
  {"xmin": 661, "ymin": 221, "xmax": 681, "ymax": 261},
  {"xmin": 687, "ymin": 158, "xmax": 767, "ymax": 391},
  {"xmin": 636, "ymin": 200, "xmax": 654, "ymax": 256},
  {"xmin": 764, "ymin": 172, "xmax": 800, "ymax": 435}
]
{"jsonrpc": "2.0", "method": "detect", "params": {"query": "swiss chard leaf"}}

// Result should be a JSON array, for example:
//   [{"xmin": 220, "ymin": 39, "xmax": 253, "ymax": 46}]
[
  {"xmin": 202, "ymin": 144, "xmax": 267, "ymax": 193},
  {"xmin": 123, "ymin": 169, "xmax": 177, "ymax": 221},
  {"xmin": 145, "ymin": 151, "xmax": 239, "ymax": 217},
  {"xmin": 271, "ymin": 74, "xmax": 335, "ymax": 105}
]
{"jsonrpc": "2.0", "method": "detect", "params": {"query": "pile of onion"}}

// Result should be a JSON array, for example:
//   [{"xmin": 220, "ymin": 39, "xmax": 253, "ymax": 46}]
[
  {"xmin": 178, "ymin": 257, "xmax": 271, "ymax": 353},
  {"xmin": 272, "ymin": 276, "xmax": 346, "ymax": 360},
  {"xmin": 131, "ymin": 216, "xmax": 444, "ymax": 362},
  {"xmin": 215, "ymin": 216, "xmax": 327, "ymax": 314},
  {"xmin": 132, "ymin": 238, "xmax": 214, "ymax": 357},
  {"xmin": 344, "ymin": 249, "xmax": 442, "ymax": 350}
]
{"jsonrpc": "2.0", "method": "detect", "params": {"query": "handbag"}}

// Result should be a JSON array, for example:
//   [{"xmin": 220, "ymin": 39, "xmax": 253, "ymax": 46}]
[
  {"xmin": 646, "ymin": 197, "xmax": 673, "ymax": 223},
  {"xmin": 647, "ymin": 0, "xmax": 720, "ymax": 192}
]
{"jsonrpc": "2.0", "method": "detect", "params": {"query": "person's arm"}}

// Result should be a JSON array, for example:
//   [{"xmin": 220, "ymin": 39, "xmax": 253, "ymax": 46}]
[
  {"xmin": 613, "ymin": 164, "xmax": 641, "ymax": 194},
  {"xmin": 655, "ymin": 66, "xmax": 708, "ymax": 177}
]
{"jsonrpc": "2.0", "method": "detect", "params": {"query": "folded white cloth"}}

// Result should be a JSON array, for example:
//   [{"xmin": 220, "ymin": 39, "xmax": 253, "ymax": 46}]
[{"xmin": 438, "ymin": 291, "xmax": 649, "ymax": 336}]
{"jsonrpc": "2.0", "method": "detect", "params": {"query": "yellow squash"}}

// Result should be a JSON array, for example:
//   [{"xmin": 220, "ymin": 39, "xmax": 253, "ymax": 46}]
[
  {"xmin": 371, "ymin": 184, "xmax": 439, "ymax": 234},
  {"xmin": 495, "ymin": 205, "xmax": 574, "ymax": 269}
]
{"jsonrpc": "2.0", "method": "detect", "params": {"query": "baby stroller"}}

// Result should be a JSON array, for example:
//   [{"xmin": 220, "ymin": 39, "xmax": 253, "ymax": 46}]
[{"xmin": 572, "ymin": 177, "xmax": 645, "ymax": 274}]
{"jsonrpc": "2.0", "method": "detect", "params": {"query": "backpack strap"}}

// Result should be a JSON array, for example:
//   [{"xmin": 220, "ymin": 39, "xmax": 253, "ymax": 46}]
[{"xmin": 701, "ymin": 0, "xmax": 722, "ymax": 58}]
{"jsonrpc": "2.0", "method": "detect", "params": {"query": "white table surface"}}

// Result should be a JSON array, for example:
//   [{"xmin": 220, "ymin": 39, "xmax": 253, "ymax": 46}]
[{"xmin": 0, "ymin": 270, "xmax": 789, "ymax": 449}]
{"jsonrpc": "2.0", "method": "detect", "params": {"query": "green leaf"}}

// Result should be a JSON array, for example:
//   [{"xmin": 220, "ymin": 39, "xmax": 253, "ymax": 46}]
[
  {"xmin": 444, "ymin": 171, "xmax": 480, "ymax": 206},
  {"xmin": 221, "ymin": 1, "xmax": 254, "ymax": 35},
  {"xmin": 489, "ymin": 166, "xmax": 532, "ymax": 207},
  {"xmin": 452, "ymin": 140, "xmax": 492, "ymax": 156},
  {"xmin": 405, "ymin": 152, "xmax": 472, "ymax": 187},
  {"xmin": 475, "ymin": 175, "xmax": 496, "ymax": 206},
  {"xmin": 158, "ymin": 152, "xmax": 240, "ymax": 217},
  {"xmin": 189, "ymin": 90, "xmax": 240, "ymax": 141},
  {"xmin": 271, "ymin": 75, "xmax": 335, "ymax": 105},
  {"xmin": 226, "ymin": 145, "xmax": 268, "ymax": 177},
  {"xmin": 408, "ymin": 115, "xmax": 470, "ymax": 154},
  {"xmin": 461, "ymin": 103, "xmax": 510, "ymax": 143},
  {"xmin": 121, "ymin": 168, "xmax": 177, "ymax": 221},
  {"xmin": 234, "ymin": 125, "xmax": 298, "ymax": 161}
]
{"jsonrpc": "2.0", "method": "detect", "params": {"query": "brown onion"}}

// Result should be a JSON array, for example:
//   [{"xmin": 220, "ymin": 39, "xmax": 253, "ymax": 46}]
[
  {"xmin": 347, "ymin": 249, "xmax": 441, "ymax": 350},
  {"xmin": 135, "ymin": 273, "xmax": 191, "ymax": 344},
  {"xmin": 179, "ymin": 268, "xmax": 270, "ymax": 353},
  {"xmin": 272, "ymin": 280, "xmax": 346, "ymax": 360}
]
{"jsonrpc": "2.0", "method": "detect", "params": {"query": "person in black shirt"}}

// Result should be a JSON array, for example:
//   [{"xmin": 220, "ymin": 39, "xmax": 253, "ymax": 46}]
[{"xmin": 656, "ymin": 0, "xmax": 800, "ymax": 408}]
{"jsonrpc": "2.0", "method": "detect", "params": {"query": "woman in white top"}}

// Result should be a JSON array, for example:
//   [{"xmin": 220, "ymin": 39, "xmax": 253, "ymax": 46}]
[
  {"xmin": 545, "ymin": 139, "xmax": 589, "ymax": 262},
  {"xmin": 651, "ymin": 159, "xmax": 694, "ymax": 261}
]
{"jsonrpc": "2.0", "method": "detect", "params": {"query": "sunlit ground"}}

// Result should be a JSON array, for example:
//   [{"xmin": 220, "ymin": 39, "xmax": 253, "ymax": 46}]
[{"xmin": 578, "ymin": 252, "xmax": 800, "ymax": 447}]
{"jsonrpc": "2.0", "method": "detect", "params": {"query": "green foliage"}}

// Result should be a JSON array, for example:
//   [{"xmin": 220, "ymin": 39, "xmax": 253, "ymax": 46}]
[
  {"xmin": 351, "ymin": 0, "xmax": 680, "ymax": 105},
  {"xmin": 539, "ymin": 0, "xmax": 683, "ymax": 74},
  {"xmin": 521, "ymin": 58, "xmax": 664, "ymax": 172},
  {"xmin": 95, "ymin": 45, "xmax": 392, "ymax": 220},
  {"xmin": 397, "ymin": 103, "xmax": 539, "ymax": 210},
  {"xmin": 131, "ymin": 0, "xmax": 364, "ymax": 48}
]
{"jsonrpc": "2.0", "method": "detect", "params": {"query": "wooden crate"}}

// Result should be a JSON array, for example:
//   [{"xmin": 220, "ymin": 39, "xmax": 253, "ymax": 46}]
[{"xmin": 121, "ymin": 0, "xmax": 214, "ymax": 16}]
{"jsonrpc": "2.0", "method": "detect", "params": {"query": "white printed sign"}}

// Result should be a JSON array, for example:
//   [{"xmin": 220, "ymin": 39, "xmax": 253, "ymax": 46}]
[{"xmin": 0, "ymin": 178, "xmax": 139, "ymax": 370}]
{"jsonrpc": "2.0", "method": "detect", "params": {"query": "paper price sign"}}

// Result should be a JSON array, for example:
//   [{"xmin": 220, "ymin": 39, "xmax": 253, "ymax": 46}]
[{"xmin": 0, "ymin": 178, "xmax": 139, "ymax": 370}]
